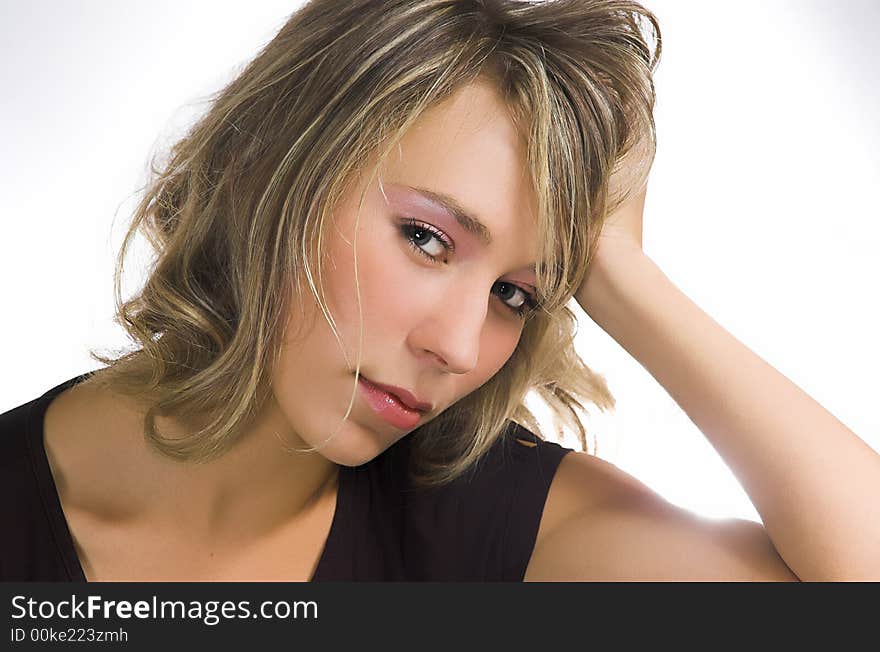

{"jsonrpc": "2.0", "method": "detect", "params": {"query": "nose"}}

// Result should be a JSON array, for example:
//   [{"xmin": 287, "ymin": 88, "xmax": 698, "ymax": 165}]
[{"xmin": 410, "ymin": 285, "xmax": 488, "ymax": 374}]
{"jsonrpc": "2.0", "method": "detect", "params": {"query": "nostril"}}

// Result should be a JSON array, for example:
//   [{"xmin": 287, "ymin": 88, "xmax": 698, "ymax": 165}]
[{"xmin": 425, "ymin": 350, "xmax": 447, "ymax": 367}]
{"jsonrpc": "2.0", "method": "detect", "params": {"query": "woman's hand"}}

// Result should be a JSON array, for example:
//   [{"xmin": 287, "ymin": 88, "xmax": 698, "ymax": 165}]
[
  {"xmin": 576, "ymin": 183, "xmax": 649, "ymax": 316},
  {"xmin": 577, "ymin": 133, "xmax": 653, "ymax": 304},
  {"xmin": 595, "ymin": 184, "xmax": 647, "ymax": 257}
]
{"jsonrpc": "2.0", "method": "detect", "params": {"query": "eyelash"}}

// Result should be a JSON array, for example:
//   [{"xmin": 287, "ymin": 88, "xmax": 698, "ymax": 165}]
[{"xmin": 398, "ymin": 217, "xmax": 539, "ymax": 318}]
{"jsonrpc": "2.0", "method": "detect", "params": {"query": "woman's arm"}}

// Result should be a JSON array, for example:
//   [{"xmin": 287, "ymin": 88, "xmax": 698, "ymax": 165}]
[
  {"xmin": 524, "ymin": 448, "xmax": 800, "ymax": 581},
  {"xmin": 566, "ymin": 227, "xmax": 880, "ymax": 580}
]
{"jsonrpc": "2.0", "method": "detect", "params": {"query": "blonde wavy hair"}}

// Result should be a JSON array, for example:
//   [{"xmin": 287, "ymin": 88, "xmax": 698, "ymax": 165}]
[{"xmin": 85, "ymin": 0, "xmax": 661, "ymax": 488}]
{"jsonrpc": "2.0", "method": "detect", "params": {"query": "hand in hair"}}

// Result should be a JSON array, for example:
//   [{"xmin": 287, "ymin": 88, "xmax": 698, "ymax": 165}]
[
  {"xmin": 592, "ymin": 132, "xmax": 654, "ymax": 259},
  {"xmin": 576, "ymin": 177, "xmax": 648, "ymax": 316},
  {"xmin": 595, "ymin": 183, "xmax": 647, "ymax": 258}
]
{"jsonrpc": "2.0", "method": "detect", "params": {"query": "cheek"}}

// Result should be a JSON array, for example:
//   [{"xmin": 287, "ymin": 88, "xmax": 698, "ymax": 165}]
[
  {"xmin": 443, "ymin": 331, "xmax": 520, "ymax": 415},
  {"xmin": 330, "ymin": 221, "xmax": 416, "ymax": 326},
  {"xmin": 477, "ymin": 330, "xmax": 521, "ymax": 383},
  {"xmin": 325, "ymin": 203, "xmax": 524, "ymax": 374}
]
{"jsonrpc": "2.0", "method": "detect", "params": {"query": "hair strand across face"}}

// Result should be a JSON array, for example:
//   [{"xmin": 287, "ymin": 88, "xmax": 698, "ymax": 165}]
[{"xmin": 86, "ymin": 0, "xmax": 660, "ymax": 487}]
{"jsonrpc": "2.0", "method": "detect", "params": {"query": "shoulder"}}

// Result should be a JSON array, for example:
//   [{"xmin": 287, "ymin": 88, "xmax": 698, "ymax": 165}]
[
  {"xmin": 0, "ymin": 392, "xmax": 42, "ymax": 498},
  {"xmin": 0, "ymin": 395, "xmax": 33, "ymax": 458},
  {"xmin": 0, "ymin": 378, "xmax": 81, "ymax": 580},
  {"xmin": 525, "ymin": 450, "xmax": 800, "ymax": 581},
  {"xmin": 42, "ymin": 377, "xmax": 151, "ymax": 521},
  {"xmin": 0, "ymin": 376, "xmax": 76, "ymax": 485}
]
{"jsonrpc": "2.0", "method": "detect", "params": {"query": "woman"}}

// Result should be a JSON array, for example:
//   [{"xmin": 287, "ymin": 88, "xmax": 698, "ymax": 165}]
[{"xmin": 2, "ymin": 0, "xmax": 878, "ymax": 582}]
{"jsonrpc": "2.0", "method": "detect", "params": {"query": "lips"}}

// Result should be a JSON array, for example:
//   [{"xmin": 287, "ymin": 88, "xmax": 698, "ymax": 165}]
[{"xmin": 359, "ymin": 375, "xmax": 432, "ymax": 413}]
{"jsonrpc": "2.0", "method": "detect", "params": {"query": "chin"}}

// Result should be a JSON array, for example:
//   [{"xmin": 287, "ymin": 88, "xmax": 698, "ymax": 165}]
[
  {"xmin": 324, "ymin": 447, "xmax": 386, "ymax": 468},
  {"xmin": 313, "ymin": 427, "xmax": 401, "ymax": 467}
]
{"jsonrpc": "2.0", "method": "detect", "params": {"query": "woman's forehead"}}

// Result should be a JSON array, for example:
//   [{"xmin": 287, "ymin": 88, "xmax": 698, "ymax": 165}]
[{"xmin": 374, "ymin": 82, "xmax": 539, "ymax": 244}]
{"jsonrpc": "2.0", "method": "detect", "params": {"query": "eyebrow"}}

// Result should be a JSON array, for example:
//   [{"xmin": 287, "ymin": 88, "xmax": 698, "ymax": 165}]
[{"xmin": 406, "ymin": 185, "xmax": 493, "ymax": 247}]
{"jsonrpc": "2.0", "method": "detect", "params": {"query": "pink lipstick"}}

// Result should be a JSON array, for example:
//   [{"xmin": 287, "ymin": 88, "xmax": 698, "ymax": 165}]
[{"xmin": 357, "ymin": 376, "xmax": 426, "ymax": 430}]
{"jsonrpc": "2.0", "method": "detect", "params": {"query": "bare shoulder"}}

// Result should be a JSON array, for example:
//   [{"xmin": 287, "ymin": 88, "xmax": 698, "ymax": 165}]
[
  {"xmin": 525, "ymin": 450, "xmax": 799, "ymax": 581},
  {"xmin": 43, "ymin": 380, "xmax": 146, "ymax": 519}
]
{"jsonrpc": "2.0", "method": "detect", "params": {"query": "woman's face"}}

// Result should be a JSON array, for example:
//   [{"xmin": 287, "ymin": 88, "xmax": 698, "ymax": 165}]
[{"xmin": 272, "ymin": 79, "xmax": 540, "ymax": 466}]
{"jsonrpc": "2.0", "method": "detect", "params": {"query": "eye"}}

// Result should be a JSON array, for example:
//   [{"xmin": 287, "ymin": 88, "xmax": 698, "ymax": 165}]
[
  {"xmin": 398, "ymin": 218, "xmax": 540, "ymax": 319},
  {"xmin": 494, "ymin": 282, "xmax": 538, "ymax": 318},
  {"xmin": 399, "ymin": 218, "xmax": 452, "ymax": 261}
]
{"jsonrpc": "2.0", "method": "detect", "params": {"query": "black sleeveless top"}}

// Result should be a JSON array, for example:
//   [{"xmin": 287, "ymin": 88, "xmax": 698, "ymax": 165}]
[{"xmin": 0, "ymin": 372, "xmax": 573, "ymax": 581}]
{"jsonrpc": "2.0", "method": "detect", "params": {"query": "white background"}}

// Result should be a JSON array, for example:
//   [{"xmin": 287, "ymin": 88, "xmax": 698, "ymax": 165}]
[{"xmin": 2, "ymin": 1, "xmax": 878, "ymax": 523}]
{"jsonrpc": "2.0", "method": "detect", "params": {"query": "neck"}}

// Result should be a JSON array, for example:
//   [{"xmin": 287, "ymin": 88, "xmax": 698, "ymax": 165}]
[{"xmin": 82, "ymin": 382, "xmax": 340, "ymax": 542}]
